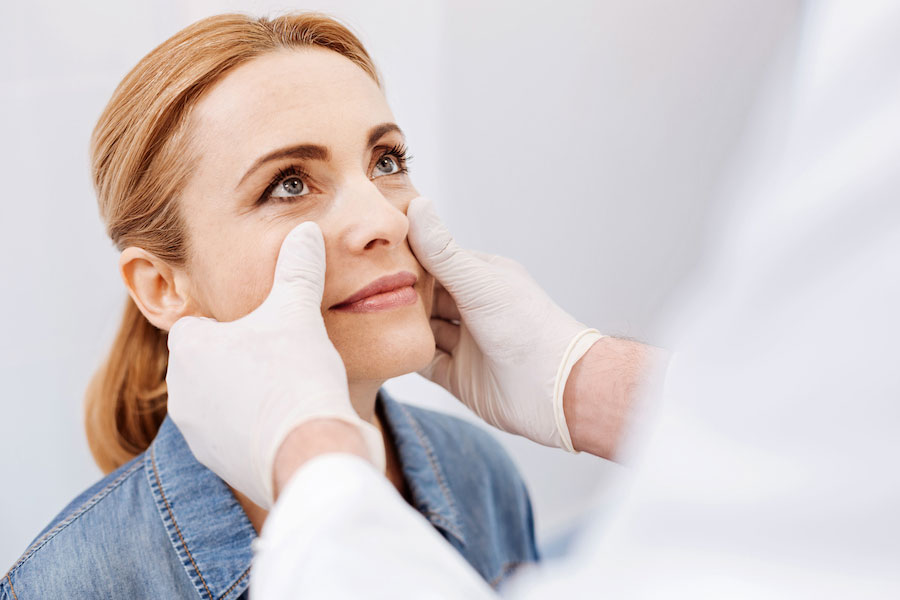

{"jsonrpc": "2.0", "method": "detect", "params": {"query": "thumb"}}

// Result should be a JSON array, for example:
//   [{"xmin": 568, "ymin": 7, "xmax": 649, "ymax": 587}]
[
  {"xmin": 418, "ymin": 349, "xmax": 454, "ymax": 392},
  {"xmin": 407, "ymin": 197, "xmax": 479, "ymax": 287},
  {"xmin": 270, "ymin": 220, "xmax": 327, "ymax": 306},
  {"xmin": 167, "ymin": 315, "xmax": 216, "ymax": 352}
]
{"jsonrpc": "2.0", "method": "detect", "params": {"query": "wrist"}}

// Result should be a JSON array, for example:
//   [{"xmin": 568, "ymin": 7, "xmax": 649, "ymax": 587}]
[
  {"xmin": 272, "ymin": 418, "xmax": 372, "ymax": 500},
  {"xmin": 563, "ymin": 337, "xmax": 668, "ymax": 459}
]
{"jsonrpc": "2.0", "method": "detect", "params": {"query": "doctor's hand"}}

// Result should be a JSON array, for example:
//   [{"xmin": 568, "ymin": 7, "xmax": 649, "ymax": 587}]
[
  {"xmin": 407, "ymin": 197, "xmax": 604, "ymax": 452},
  {"xmin": 165, "ymin": 221, "xmax": 385, "ymax": 510}
]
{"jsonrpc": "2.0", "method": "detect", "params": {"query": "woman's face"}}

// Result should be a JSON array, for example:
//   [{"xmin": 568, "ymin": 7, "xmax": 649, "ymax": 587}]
[{"xmin": 176, "ymin": 48, "xmax": 435, "ymax": 382}]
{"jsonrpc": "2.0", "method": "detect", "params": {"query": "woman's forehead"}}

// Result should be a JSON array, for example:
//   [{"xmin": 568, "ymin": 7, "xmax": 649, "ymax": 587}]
[{"xmin": 191, "ymin": 48, "xmax": 393, "ymax": 156}]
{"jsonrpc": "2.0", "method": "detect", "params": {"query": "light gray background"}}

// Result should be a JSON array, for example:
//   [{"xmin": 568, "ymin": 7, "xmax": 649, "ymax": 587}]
[{"xmin": 0, "ymin": 0, "xmax": 800, "ymax": 569}]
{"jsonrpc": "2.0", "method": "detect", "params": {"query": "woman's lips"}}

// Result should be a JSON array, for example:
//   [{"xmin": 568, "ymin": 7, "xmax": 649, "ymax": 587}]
[
  {"xmin": 332, "ymin": 285, "xmax": 417, "ymax": 313},
  {"xmin": 331, "ymin": 271, "xmax": 419, "ymax": 313}
]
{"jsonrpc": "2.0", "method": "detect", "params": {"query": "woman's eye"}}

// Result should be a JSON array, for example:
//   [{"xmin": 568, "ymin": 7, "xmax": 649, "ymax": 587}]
[
  {"xmin": 270, "ymin": 175, "xmax": 309, "ymax": 199},
  {"xmin": 373, "ymin": 155, "xmax": 401, "ymax": 177}
]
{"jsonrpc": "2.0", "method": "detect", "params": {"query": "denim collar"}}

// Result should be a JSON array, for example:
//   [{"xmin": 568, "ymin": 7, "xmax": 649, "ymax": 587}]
[
  {"xmin": 145, "ymin": 388, "xmax": 466, "ymax": 600},
  {"xmin": 377, "ymin": 390, "xmax": 466, "ymax": 545},
  {"xmin": 146, "ymin": 417, "xmax": 255, "ymax": 600}
]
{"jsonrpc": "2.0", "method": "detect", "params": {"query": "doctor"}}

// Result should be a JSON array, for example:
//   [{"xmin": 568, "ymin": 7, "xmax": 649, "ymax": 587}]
[{"xmin": 166, "ymin": 1, "xmax": 900, "ymax": 596}]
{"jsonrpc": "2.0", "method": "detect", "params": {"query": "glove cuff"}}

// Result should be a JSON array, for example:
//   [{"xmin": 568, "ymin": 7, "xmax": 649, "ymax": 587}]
[
  {"xmin": 260, "ymin": 409, "xmax": 387, "ymax": 508},
  {"xmin": 553, "ymin": 329, "xmax": 605, "ymax": 453}
]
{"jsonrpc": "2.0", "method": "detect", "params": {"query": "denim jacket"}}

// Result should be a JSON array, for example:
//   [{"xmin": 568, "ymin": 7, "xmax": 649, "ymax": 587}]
[{"xmin": 2, "ymin": 390, "xmax": 538, "ymax": 599}]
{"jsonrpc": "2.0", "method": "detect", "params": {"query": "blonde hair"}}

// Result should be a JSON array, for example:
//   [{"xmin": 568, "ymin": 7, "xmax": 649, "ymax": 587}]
[{"xmin": 86, "ymin": 13, "xmax": 380, "ymax": 473}]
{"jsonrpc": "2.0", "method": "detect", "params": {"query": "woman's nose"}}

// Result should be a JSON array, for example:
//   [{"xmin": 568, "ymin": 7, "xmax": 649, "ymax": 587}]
[{"xmin": 333, "ymin": 178, "xmax": 410, "ymax": 254}]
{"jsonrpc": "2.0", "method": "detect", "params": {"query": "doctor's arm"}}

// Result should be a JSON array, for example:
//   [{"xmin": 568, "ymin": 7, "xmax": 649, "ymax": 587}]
[
  {"xmin": 257, "ymin": 333, "xmax": 664, "ymax": 599},
  {"xmin": 562, "ymin": 335, "xmax": 662, "ymax": 458},
  {"xmin": 258, "ymin": 420, "xmax": 498, "ymax": 599}
]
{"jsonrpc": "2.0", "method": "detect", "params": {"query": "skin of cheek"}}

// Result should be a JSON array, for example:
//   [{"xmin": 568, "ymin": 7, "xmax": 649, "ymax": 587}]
[{"xmin": 183, "ymin": 219, "xmax": 437, "ymax": 384}]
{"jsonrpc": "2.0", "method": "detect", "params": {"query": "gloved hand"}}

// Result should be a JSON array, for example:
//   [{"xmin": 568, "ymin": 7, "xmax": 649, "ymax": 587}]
[
  {"xmin": 407, "ymin": 197, "xmax": 603, "ymax": 452},
  {"xmin": 165, "ymin": 221, "xmax": 385, "ymax": 509}
]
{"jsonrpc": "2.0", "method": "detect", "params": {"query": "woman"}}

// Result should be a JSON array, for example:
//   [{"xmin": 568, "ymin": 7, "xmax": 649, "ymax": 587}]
[{"xmin": 1, "ymin": 13, "xmax": 537, "ymax": 599}]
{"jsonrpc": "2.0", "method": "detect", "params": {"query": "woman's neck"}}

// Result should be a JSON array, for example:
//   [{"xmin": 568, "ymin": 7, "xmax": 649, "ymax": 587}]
[{"xmin": 348, "ymin": 379, "xmax": 383, "ymax": 424}]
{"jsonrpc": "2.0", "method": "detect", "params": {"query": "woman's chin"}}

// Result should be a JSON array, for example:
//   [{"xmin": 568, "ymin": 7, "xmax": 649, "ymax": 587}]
[{"xmin": 327, "ymin": 314, "xmax": 437, "ymax": 381}]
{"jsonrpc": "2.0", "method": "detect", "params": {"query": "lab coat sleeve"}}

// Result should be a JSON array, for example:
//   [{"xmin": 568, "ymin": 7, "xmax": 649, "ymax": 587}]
[{"xmin": 252, "ymin": 453, "xmax": 498, "ymax": 600}]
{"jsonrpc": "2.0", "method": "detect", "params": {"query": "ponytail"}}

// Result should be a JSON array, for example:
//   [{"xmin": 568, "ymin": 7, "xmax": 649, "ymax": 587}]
[{"xmin": 84, "ymin": 298, "xmax": 169, "ymax": 473}]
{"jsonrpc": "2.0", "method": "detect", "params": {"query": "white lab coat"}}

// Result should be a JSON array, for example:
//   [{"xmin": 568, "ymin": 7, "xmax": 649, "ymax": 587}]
[{"xmin": 253, "ymin": 1, "xmax": 900, "ymax": 597}]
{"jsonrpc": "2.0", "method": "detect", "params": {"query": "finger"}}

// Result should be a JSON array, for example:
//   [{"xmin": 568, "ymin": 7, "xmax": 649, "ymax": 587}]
[
  {"xmin": 432, "ymin": 284, "xmax": 461, "ymax": 322},
  {"xmin": 166, "ymin": 315, "xmax": 215, "ymax": 351},
  {"xmin": 407, "ymin": 197, "xmax": 479, "ymax": 283},
  {"xmin": 418, "ymin": 349, "xmax": 452, "ymax": 390},
  {"xmin": 430, "ymin": 318, "xmax": 460, "ymax": 354},
  {"xmin": 469, "ymin": 249, "xmax": 530, "ymax": 277},
  {"xmin": 273, "ymin": 220, "xmax": 326, "ymax": 286},
  {"xmin": 407, "ymin": 197, "xmax": 448, "ymax": 264},
  {"xmin": 267, "ymin": 221, "xmax": 327, "ymax": 312},
  {"xmin": 468, "ymin": 249, "xmax": 498, "ymax": 263}
]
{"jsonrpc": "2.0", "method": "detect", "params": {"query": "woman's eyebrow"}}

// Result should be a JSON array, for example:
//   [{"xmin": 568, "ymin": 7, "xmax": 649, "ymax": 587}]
[
  {"xmin": 235, "ymin": 122, "xmax": 405, "ymax": 190},
  {"xmin": 237, "ymin": 144, "xmax": 329, "ymax": 189},
  {"xmin": 367, "ymin": 122, "xmax": 404, "ymax": 147}
]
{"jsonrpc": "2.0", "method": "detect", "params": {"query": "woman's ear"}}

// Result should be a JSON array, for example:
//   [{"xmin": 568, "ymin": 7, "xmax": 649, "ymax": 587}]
[{"xmin": 119, "ymin": 247, "xmax": 197, "ymax": 332}]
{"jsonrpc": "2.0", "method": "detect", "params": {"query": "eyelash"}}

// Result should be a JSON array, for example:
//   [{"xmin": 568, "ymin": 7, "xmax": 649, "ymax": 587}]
[
  {"xmin": 257, "ymin": 145, "xmax": 413, "ymax": 205},
  {"xmin": 382, "ymin": 143, "xmax": 412, "ymax": 174},
  {"xmin": 258, "ymin": 165, "xmax": 311, "ymax": 205}
]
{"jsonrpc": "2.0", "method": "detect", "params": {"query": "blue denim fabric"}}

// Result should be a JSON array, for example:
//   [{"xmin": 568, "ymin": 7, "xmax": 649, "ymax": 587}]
[{"xmin": 2, "ymin": 389, "xmax": 538, "ymax": 599}]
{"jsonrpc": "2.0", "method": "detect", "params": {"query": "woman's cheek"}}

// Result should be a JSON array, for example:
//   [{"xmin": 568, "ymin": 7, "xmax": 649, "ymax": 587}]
[
  {"xmin": 421, "ymin": 273, "xmax": 435, "ymax": 317},
  {"xmin": 221, "ymin": 244, "xmax": 285, "ymax": 321}
]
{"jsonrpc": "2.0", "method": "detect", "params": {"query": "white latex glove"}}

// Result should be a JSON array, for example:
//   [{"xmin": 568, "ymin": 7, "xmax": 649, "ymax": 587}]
[
  {"xmin": 407, "ymin": 197, "xmax": 603, "ymax": 452},
  {"xmin": 165, "ymin": 221, "xmax": 385, "ymax": 509}
]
